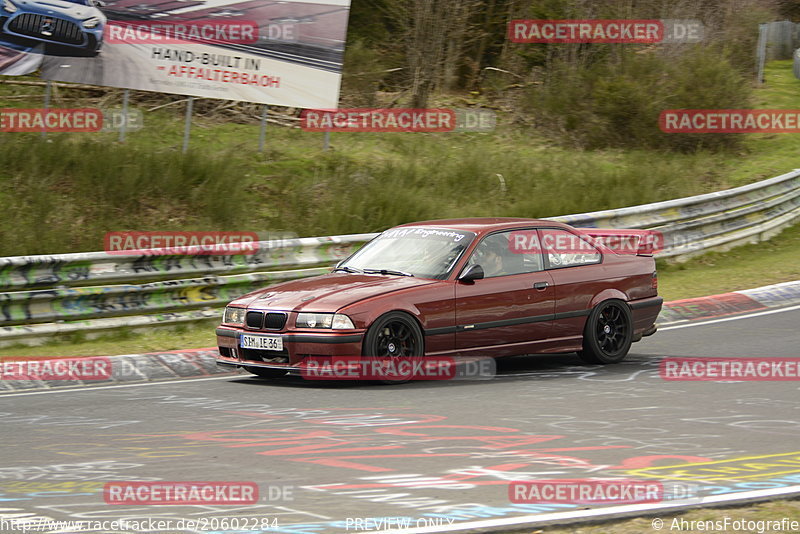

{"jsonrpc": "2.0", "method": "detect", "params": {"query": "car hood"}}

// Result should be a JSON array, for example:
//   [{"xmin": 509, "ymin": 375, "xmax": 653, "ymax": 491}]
[
  {"xmin": 230, "ymin": 273, "xmax": 438, "ymax": 312},
  {"xmin": 16, "ymin": 0, "xmax": 101, "ymax": 19}
]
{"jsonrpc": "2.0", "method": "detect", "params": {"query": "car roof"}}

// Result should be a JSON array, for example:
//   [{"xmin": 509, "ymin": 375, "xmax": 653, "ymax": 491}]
[{"xmin": 394, "ymin": 217, "xmax": 570, "ymax": 235}]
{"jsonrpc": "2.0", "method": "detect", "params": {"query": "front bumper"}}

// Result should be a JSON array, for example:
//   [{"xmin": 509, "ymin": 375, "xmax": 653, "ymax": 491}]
[{"xmin": 215, "ymin": 326, "xmax": 365, "ymax": 372}]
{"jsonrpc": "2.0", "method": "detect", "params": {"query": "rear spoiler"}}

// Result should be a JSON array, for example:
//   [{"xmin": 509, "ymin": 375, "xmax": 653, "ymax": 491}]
[{"xmin": 578, "ymin": 229, "xmax": 663, "ymax": 256}]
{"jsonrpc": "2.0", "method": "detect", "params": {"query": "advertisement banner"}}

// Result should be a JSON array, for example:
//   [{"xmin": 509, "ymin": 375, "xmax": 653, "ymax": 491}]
[{"xmin": 0, "ymin": 0, "xmax": 350, "ymax": 107}]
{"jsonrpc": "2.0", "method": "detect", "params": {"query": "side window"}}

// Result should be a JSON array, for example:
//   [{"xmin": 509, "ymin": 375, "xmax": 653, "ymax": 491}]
[
  {"xmin": 540, "ymin": 229, "xmax": 601, "ymax": 268},
  {"xmin": 468, "ymin": 230, "xmax": 543, "ymax": 278}
]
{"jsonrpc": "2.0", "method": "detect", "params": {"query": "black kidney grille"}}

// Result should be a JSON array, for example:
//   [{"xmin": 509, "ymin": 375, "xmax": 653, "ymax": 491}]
[
  {"xmin": 264, "ymin": 312, "xmax": 287, "ymax": 330},
  {"xmin": 245, "ymin": 311, "xmax": 286, "ymax": 330},
  {"xmin": 245, "ymin": 311, "xmax": 263, "ymax": 328}
]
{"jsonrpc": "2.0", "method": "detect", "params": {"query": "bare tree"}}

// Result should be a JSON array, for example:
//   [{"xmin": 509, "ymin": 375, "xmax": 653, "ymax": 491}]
[{"xmin": 384, "ymin": 0, "xmax": 480, "ymax": 107}]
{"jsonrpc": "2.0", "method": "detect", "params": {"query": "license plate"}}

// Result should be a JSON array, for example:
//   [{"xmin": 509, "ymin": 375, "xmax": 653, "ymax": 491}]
[{"xmin": 240, "ymin": 334, "xmax": 283, "ymax": 351}]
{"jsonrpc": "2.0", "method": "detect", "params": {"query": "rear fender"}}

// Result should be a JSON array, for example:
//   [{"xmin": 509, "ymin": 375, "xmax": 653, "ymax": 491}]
[{"xmin": 589, "ymin": 289, "xmax": 629, "ymax": 310}]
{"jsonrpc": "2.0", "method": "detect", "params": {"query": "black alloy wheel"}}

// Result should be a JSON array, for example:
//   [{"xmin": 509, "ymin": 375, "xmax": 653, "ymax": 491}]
[
  {"xmin": 577, "ymin": 300, "xmax": 633, "ymax": 364},
  {"xmin": 362, "ymin": 311, "xmax": 424, "ymax": 384}
]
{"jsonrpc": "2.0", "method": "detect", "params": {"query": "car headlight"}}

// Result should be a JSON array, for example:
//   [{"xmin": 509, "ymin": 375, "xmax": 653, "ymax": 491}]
[
  {"xmin": 296, "ymin": 313, "xmax": 355, "ymax": 329},
  {"xmin": 83, "ymin": 16, "xmax": 100, "ymax": 28},
  {"xmin": 223, "ymin": 306, "xmax": 246, "ymax": 325},
  {"xmin": 3, "ymin": 0, "xmax": 18, "ymax": 13}
]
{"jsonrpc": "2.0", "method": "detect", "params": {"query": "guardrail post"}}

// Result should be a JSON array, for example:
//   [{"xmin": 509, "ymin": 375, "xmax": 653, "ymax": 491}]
[
  {"xmin": 793, "ymin": 48, "xmax": 800, "ymax": 80},
  {"xmin": 756, "ymin": 23, "xmax": 768, "ymax": 84},
  {"xmin": 119, "ymin": 89, "xmax": 130, "ymax": 143},
  {"xmin": 182, "ymin": 97, "xmax": 194, "ymax": 153},
  {"xmin": 259, "ymin": 104, "xmax": 269, "ymax": 152},
  {"xmin": 41, "ymin": 81, "xmax": 52, "ymax": 139}
]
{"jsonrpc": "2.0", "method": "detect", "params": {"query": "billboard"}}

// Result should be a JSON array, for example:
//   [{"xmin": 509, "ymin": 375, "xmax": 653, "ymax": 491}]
[{"xmin": 0, "ymin": 0, "xmax": 350, "ymax": 108}]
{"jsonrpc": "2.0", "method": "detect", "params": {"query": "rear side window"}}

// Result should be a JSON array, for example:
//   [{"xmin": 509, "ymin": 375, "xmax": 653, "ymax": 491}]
[{"xmin": 539, "ymin": 229, "xmax": 601, "ymax": 268}]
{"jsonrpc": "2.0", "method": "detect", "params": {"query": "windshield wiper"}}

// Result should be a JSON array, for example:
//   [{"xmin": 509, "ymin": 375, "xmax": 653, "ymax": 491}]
[
  {"xmin": 332, "ymin": 266, "xmax": 363, "ymax": 274},
  {"xmin": 362, "ymin": 268, "xmax": 414, "ymax": 277}
]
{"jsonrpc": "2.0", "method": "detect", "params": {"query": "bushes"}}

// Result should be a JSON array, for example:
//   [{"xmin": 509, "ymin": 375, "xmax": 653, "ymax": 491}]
[{"xmin": 524, "ymin": 44, "xmax": 753, "ymax": 151}]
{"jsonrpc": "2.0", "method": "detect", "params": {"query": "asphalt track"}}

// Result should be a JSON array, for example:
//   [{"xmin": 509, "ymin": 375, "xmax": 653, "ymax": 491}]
[{"xmin": 1, "ymin": 307, "xmax": 800, "ymax": 533}]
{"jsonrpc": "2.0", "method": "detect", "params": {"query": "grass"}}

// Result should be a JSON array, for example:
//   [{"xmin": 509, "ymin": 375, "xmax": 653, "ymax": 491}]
[
  {"xmin": 0, "ymin": 129, "xmax": 726, "ymax": 255},
  {"xmin": 0, "ymin": 320, "xmax": 220, "ymax": 358},
  {"xmin": 0, "ymin": 60, "xmax": 798, "ymax": 255},
  {"xmin": 1, "ymin": 137, "xmax": 251, "ymax": 253},
  {"xmin": 656, "ymin": 221, "xmax": 800, "ymax": 302},
  {"xmin": 724, "ymin": 60, "xmax": 800, "ymax": 185}
]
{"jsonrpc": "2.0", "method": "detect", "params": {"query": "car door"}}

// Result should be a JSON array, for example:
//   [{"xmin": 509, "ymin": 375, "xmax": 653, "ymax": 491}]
[
  {"xmin": 538, "ymin": 227, "xmax": 604, "ymax": 339},
  {"xmin": 454, "ymin": 229, "xmax": 554, "ymax": 354}
]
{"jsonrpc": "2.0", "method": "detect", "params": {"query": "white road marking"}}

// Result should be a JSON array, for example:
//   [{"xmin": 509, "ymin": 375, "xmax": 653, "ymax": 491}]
[
  {"xmin": 659, "ymin": 303, "xmax": 800, "ymax": 331},
  {"xmin": 0, "ymin": 375, "xmax": 238, "ymax": 397},
  {"xmin": 373, "ymin": 485, "xmax": 800, "ymax": 534},
  {"xmin": 157, "ymin": 0, "xmax": 349, "ymax": 17}
]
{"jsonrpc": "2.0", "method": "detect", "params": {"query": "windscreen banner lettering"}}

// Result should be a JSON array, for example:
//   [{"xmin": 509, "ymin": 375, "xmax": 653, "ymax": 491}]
[{"xmin": 381, "ymin": 228, "xmax": 469, "ymax": 242}]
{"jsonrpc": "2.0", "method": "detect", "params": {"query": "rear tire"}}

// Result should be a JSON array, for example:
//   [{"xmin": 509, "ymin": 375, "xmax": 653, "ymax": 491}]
[{"xmin": 577, "ymin": 300, "xmax": 633, "ymax": 364}]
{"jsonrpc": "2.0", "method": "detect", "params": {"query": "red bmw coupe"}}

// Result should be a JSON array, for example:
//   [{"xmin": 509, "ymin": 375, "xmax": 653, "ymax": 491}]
[{"xmin": 216, "ymin": 218, "xmax": 662, "ymax": 379}]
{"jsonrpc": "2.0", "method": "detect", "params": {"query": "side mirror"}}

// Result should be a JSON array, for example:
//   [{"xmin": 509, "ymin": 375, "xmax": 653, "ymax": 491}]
[{"xmin": 458, "ymin": 264, "xmax": 484, "ymax": 282}]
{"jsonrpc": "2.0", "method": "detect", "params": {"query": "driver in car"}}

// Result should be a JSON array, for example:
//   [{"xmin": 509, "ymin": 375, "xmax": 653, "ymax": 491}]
[{"xmin": 475, "ymin": 238, "xmax": 512, "ymax": 277}]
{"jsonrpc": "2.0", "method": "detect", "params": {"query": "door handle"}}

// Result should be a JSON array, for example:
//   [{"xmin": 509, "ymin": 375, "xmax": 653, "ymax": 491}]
[{"xmin": 533, "ymin": 281, "xmax": 548, "ymax": 290}]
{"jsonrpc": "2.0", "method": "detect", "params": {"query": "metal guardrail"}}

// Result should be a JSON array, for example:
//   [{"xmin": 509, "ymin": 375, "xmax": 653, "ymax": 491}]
[
  {"xmin": 0, "ymin": 233, "xmax": 374, "ymax": 291},
  {"xmin": 552, "ymin": 168, "xmax": 800, "ymax": 258},
  {"xmin": 2, "ymin": 170, "xmax": 799, "ymax": 345},
  {"xmin": 761, "ymin": 21, "xmax": 799, "ymax": 61}
]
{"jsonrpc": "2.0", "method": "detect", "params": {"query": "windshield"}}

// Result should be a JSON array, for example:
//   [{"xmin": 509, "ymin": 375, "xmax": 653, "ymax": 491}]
[{"xmin": 339, "ymin": 227, "xmax": 474, "ymax": 279}]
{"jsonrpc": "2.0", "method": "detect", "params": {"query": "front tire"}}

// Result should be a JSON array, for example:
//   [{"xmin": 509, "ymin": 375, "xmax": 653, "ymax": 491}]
[
  {"xmin": 577, "ymin": 300, "xmax": 633, "ymax": 364},
  {"xmin": 362, "ymin": 311, "xmax": 424, "ymax": 384}
]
